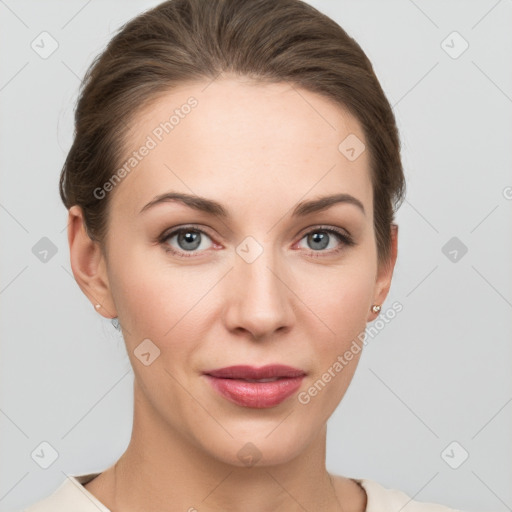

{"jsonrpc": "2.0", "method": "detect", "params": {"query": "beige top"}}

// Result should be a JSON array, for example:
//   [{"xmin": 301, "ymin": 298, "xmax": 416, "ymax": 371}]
[{"xmin": 21, "ymin": 471, "xmax": 463, "ymax": 511}]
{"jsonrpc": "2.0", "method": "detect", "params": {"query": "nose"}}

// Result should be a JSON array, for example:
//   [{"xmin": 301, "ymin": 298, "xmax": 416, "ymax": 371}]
[{"xmin": 222, "ymin": 243, "xmax": 295, "ymax": 340}]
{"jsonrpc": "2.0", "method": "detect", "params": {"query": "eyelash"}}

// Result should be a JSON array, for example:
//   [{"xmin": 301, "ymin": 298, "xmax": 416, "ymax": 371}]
[{"xmin": 158, "ymin": 224, "xmax": 355, "ymax": 259}]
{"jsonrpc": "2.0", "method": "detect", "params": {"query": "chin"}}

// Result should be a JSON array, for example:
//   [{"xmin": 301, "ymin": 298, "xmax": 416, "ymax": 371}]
[{"xmin": 197, "ymin": 423, "xmax": 313, "ymax": 469}]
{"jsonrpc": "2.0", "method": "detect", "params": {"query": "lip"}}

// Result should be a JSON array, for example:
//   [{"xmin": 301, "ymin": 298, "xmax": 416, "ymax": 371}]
[
  {"xmin": 204, "ymin": 364, "xmax": 306, "ymax": 379},
  {"xmin": 203, "ymin": 365, "xmax": 306, "ymax": 408}
]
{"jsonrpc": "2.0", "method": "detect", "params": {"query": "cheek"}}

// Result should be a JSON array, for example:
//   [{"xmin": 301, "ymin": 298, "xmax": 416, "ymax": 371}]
[
  {"xmin": 299, "ymin": 262, "xmax": 376, "ymax": 350},
  {"xmin": 297, "ymin": 269, "xmax": 374, "ymax": 411},
  {"xmin": 106, "ymin": 245, "xmax": 169, "ymax": 339},
  {"xmin": 328, "ymin": 278, "xmax": 372, "ymax": 339},
  {"xmin": 107, "ymin": 246, "xmax": 218, "ymax": 348}
]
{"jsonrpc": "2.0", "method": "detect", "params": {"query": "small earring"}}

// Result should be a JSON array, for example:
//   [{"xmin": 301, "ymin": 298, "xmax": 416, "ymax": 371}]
[
  {"xmin": 371, "ymin": 304, "xmax": 381, "ymax": 313},
  {"xmin": 95, "ymin": 304, "xmax": 101, "ymax": 310}
]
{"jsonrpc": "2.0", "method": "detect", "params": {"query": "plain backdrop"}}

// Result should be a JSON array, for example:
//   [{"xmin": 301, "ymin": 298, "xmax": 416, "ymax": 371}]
[{"xmin": 1, "ymin": 1, "xmax": 511, "ymax": 511}]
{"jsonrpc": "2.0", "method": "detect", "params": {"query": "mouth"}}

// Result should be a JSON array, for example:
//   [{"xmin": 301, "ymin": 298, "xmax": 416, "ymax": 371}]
[{"xmin": 202, "ymin": 365, "xmax": 306, "ymax": 408}]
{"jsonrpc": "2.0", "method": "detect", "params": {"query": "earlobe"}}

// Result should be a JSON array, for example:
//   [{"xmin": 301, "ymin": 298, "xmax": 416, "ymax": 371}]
[
  {"xmin": 367, "ymin": 223, "xmax": 399, "ymax": 321},
  {"xmin": 67, "ymin": 205, "xmax": 117, "ymax": 319}
]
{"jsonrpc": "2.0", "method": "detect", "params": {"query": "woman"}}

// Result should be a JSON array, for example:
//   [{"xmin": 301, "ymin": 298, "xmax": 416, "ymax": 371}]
[{"xmin": 23, "ymin": 0, "xmax": 464, "ymax": 510}]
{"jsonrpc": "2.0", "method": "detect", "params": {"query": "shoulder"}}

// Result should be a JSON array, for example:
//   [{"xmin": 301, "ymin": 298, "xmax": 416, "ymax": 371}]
[
  {"xmin": 21, "ymin": 472, "xmax": 110, "ymax": 512},
  {"xmin": 356, "ymin": 478, "xmax": 464, "ymax": 512}
]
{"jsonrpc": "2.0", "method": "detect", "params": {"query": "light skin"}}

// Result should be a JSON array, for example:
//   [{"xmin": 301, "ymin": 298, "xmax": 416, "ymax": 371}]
[{"xmin": 69, "ymin": 75, "xmax": 398, "ymax": 512}]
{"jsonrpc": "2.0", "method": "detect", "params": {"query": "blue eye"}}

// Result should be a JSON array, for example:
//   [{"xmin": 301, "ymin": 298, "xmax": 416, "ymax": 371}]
[
  {"xmin": 160, "ymin": 226, "xmax": 214, "ymax": 258},
  {"xmin": 159, "ymin": 225, "xmax": 355, "ymax": 259},
  {"xmin": 297, "ymin": 227, "xmax": 355, "ymax": 256}
]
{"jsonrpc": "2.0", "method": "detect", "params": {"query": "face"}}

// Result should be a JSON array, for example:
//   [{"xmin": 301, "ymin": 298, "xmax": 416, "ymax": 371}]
[{"xmin": 71, "ymin": 75, "xmax": 396, "ymax": 467}]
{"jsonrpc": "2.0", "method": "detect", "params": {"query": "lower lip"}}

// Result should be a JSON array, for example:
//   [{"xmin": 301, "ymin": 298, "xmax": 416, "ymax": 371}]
[{"xmin": 204, "ymin": 375, "xmax": 305, "ymax": 408}]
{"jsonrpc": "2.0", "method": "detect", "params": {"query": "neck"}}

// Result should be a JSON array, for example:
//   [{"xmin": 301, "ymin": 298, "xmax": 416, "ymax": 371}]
[{"xmin": 107, "ymin": 381, "xmax": 346, "ymax": 512}]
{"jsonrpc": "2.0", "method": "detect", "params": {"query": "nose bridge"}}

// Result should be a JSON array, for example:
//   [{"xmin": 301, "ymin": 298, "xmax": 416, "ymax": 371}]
[
  {"xmin": 239, "ymin": 240, "xmax": 280, "ymax": 297},
  {"xmin": 225, "ymin": 235, "xmax": 293, "ymax": 337}
]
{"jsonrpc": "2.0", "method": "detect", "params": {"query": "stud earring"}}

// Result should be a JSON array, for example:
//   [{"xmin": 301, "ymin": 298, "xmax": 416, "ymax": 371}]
[
  {"xmin": 95, "ymin": 304, "xmax": 101, "ymax": 310},
  {"xmin": 371, "ymin": 304, "xmax": 381, "ymax": 313}
]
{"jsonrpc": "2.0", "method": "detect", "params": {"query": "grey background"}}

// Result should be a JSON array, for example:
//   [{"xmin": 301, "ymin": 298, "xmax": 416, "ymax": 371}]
[{"xmin": 1, "ymin": 1, "xmax": 511, "ymax": 511}]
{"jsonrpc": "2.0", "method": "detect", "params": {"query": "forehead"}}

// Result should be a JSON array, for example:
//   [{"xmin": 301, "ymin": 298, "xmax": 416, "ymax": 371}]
[{"xmin": 109, "ymin": 76, "xmax": 373, "ymax": 223}]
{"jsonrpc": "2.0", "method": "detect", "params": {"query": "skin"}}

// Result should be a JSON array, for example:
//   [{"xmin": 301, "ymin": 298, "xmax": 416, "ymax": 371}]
[{"xmin": 68, "ymin": 74, "xmax": 398, "ymax": 512}]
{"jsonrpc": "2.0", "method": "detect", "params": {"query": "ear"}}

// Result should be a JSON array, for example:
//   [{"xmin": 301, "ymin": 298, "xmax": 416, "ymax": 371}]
[
  {"xmin": 67, "ymin": 205, "xmax": 117, "ymax": 319},
  {"xmin": 367, "ymin": 223, "xmax": 398, "ymax": 322}
]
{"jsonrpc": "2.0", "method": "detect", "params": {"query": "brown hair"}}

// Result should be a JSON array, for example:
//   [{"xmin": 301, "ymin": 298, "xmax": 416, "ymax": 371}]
[{"xmin": 59, "ymin": 0, "xmax": 405, "ymax": 265}]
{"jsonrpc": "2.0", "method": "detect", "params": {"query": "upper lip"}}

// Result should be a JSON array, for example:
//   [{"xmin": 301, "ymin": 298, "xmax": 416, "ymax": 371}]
[{"xmin": 204, "ymin": 365, "xmax": 306, "ymax": 379}]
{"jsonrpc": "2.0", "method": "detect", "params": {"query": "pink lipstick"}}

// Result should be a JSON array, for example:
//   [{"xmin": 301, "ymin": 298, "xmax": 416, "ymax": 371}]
[{"xmin": 203, "ymin": 364, "xmax": 306, "ymax": 408}]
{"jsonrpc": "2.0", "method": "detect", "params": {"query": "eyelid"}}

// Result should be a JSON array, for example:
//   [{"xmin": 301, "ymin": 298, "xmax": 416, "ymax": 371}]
[
  {"xmin": 158, "ymin": 223, "xmax": 215, "ymax": 242},
  {"xmin": 296, "ymin": 223, "xmax": 352, "ymax": 240}
]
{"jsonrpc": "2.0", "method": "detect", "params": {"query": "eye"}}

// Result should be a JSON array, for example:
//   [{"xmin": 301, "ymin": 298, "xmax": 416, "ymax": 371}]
[
  {"xmin": 158, "ymin": 224, "xmax": 355, "ymax": 259},
  {"xmin": 159, "ymin": 225, "xmax": 215, "ymax": 258},
  {"xmin": 296, "ymin": 226, "xmax": 355, "ymax": 256}
]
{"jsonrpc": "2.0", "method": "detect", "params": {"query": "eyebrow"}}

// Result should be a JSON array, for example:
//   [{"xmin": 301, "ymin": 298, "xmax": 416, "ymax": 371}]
[{"xmin": 139, "ymin": 191, "xmax": 365, "ymax": 217}]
